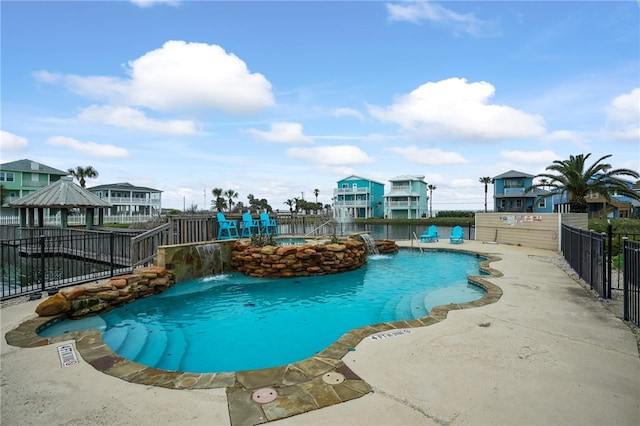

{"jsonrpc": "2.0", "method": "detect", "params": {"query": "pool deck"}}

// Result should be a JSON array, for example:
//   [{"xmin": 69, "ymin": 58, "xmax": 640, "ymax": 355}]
[{"xmin": 2, "ymin": 240, "xmax": 639, "ymax": 425}]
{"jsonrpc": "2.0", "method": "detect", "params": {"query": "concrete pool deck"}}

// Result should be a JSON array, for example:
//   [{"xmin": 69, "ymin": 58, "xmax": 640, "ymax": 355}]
[{"xmin": 2, "ymin": 240, "xmax": 639, "ymax": 425}]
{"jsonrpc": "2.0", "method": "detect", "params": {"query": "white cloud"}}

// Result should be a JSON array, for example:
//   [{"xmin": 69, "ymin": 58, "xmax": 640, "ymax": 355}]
[
  {"xmin": 130, "ymin": 0, "xmax": 179, "ymax": 7},
  {"xmin": 0, "ymin": 130, "xmax": 28, "ymax": 152},
  {"xmin": 286, "ymin": 145, "xmax": 373, "ymax": 166},
  {"xmin": 34, "ymin": 41, "xmax": 275, "ymax": 115},
  {"xmin": 603, "ymin": 88, "xmax": 640, "ymax": 141},
  {"xmin": 45, "ymin": 136, "xmax": 130, "ymax": 158},
  {"xmin": 389, "ymin": 146, "xmax": 468, "ymax": 165},
  {"xmin": 542, "ymin": 130, "xmax": 589, "ymax": 150},
  {"xmin": 245, "ymin": 122, "xmax": 313, "ymax": 144},
  {"xmin": 386, "ymin": 1, "xmax": 496, "ymax": 37},
  {"xmin": 78, "ymin": 105, "xmax": 198, "ymax": 135},
  {"xmin": 369, "ymin": 78, "xmax": 546, "ymax": 140},
  {"xmin": 331, "ymin": 108, "xmax": 365, "ymax": 121},
  {"xmin": 499, "ymin": 150, "xmax": 559, "ymax": 164}
]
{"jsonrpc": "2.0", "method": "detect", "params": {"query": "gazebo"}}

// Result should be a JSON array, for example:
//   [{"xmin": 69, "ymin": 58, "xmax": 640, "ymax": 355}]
[{"xmin": 10, "ymin": 176, "xmax": 112, "ymax": 229}]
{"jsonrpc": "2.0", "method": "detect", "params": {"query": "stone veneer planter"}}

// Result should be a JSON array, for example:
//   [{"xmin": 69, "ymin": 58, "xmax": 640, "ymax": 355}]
[
  {"xmin": 34, "ymin": 266, "xmax": 176, "ymax": 318},
  {"xmin": 230, "ymin": 237, "xmax": 398, "ymax": 278}
]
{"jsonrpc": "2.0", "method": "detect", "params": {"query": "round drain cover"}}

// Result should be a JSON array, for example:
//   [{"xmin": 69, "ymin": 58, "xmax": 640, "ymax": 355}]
[
  {"xmin": 322, "ymin": 371, "xmax": 345, "ymax": 385},
  {"xmin": 252, "ymin": 387, "xmax": 278, "ymax": 404},
  {"xmin": 178, "ymin": 376, "xmax": 198, "ymax": 388}
]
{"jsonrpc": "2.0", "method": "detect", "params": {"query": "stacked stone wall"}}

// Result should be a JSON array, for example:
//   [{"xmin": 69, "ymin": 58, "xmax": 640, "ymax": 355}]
[
  {"xmin": 230, "ymin": 239, "xmax": 369, "ymax": 278},
  {"xmin": 35, "ymin": 266, "xmax": 175, "ymax": 318}
]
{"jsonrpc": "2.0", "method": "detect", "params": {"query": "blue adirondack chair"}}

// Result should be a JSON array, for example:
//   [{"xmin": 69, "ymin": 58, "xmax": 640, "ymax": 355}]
[
  {"xmin": 217, "ymin": 212, "xmax": 239, "ymax": 239},
  {"xmin": 449, "ymin": 225, "xmax": 464, "ymax": 244},
  {"xmin": 241, "ymin": 212, "xmax": 261, "ymax": 237},
  {"xmin": 420, "ymin": 225, "xmax": 439, "ymax": 242},
  {"xmin": 259, "ymin": 212, "xmax": 278, "ymax": 236}
]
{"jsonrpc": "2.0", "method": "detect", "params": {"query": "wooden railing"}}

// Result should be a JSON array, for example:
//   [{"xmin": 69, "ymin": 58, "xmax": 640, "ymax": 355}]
[{"xmin": 131, "ymin": 223, "xmax": 171, "ymax": 268}]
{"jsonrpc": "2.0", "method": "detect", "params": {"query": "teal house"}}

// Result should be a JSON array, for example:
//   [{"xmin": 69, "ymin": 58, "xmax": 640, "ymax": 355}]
[
  {"xmin": 333, "ymin": 175, "xmax": 385, "ymax": 218},
  {"xmin": 384, "ymin": 175, "xmax": 428, "ymax": 219},
  {"xmin": 493, "ymin": 170, "xmax": 553, "ymax": 213}
]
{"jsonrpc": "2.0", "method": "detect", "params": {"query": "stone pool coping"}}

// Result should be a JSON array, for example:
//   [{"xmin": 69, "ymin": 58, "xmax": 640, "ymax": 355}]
[{"xmin": 5, "ymin": 248, "xmax": 503, "ymax": 425}]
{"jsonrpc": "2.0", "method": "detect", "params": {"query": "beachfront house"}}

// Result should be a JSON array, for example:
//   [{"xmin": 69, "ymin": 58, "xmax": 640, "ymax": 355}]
[
  {"xmin": 552, "ymin": 175, "xmax": 636, "ymax": 218},
  {"xmin": 333, "ymin": 175, "xmax": 385, "ymax": 218},
  {"xmin": 87, "ymin": 182, "xmax": 163, "ymax": 217},
  {"xmin": 384, "ymin": 175, "xmax": 428, "ymax": 219},
  {"xmin": 0, "ymin": 159, "xmax": 68, "ymax": 218},
  {"xmin": 493, "ymin": 170, "xmax": 553, "ymax": 213}
]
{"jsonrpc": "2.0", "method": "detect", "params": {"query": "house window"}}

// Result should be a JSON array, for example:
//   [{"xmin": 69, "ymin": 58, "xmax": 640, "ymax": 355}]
[
  {"xmin": 504, "ymin": 179, "xmax": 522, "ymax": 188},
  {"xmin": 341, "ymin": 184, "xmax": 348, "ymax": 189},
  {"xmin": 0, "ymin": 172, "xmax": 14, "ymax": 182},
  {"xmin": 539, "ymin": 198, "xmax": 546, "ymax": 208},
  {"xmin": 515, "ymin": 199, "xmax": 522, "ymax": 209}
]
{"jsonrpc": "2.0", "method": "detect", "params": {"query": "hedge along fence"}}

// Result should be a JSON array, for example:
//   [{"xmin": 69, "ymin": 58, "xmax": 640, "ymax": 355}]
[{"xmin": 475, "ymin": 213, "xmax": 588, "ymax": 251}]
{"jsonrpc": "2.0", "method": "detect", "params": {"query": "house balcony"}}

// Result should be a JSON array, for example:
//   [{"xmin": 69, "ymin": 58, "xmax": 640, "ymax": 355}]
[
  {"xmin": 334, "ymin": 187, "xmax": 370, "ymax": 194},
  {"xmin": 333, "ymin": 200, "xmax": 370, "ymax": 208},
  {"xmin": 386, "ymin": 201, "xmax": 419, "ymax": 207},
  {"xmin": 102, "ymin": 197, "xmax": 161, "ymax": 206}
]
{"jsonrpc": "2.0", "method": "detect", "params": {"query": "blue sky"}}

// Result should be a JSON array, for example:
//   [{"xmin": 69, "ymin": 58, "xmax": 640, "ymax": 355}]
[{"xmin": 1, "ymin": 0, "xmax": 639, "ymax": 212}]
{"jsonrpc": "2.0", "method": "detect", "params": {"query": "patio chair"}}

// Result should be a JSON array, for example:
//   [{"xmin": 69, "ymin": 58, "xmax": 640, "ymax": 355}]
[
  {"xmin": 449, "ymin": 225, "xmax": 464, "ymax": 244},
  {"xmin": 217, "ymin": 212, "xmax": 239, "ymax": 239},
  {"xmin": 241, "ymin": 212, "xmax": 261, "ymax": 237},
  {"xmin": 420, "ymin": 225, "xmax": 439, "ymax": 242},
  {"xmin": 259, "ymin": 212, "xmax": 278, "ymax": 236}
]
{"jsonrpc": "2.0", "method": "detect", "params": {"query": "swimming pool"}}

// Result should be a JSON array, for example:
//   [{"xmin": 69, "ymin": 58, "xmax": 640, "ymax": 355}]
[{"xmin": 40, "ymin": 249, "xmax": 486, "ymax": 373}]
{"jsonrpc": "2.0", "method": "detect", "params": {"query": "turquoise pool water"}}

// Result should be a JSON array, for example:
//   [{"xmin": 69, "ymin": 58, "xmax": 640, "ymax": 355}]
[{"xmin": 40, "ymin": 249, "xmax": 485, "ymax": 373}]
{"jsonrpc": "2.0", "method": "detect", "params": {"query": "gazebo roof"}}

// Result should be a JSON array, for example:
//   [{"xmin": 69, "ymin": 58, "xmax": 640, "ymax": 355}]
[{"xmin": 10, "ymin": 177, "xmax": 111, "ymax": 208}]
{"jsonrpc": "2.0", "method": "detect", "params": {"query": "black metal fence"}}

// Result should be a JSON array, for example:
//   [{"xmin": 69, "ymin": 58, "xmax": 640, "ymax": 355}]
[
  {"xmin": 623, "ymin": 239, "xmax": 640, "ymax": 326},
  {"xmin": 561, "ymin": 224, "xmax": 607, "ymax": 298},
  {"xmin": 1, "ymin": 229, "xmax": 136, "ymax": 300}
]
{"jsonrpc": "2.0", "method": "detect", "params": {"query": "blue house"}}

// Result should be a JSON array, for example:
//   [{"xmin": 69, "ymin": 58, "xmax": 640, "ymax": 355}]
[
  {"xmin": 493, "ymin": 170, "xmax": 553, "ymax": 213},
  {"xmin": 553, "ymin": 175, "xmax": 636, "ymax": 218},
  {"xmin": 384, "ymin": 175, "xmax": 428, "ymax": 219},
  {"xmin": 333, "ymin": 175, "xmax": 385, "ymax": 218}
]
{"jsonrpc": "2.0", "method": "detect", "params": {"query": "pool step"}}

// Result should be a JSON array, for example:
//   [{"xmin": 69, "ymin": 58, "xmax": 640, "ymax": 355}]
[
  {"xmin": 158, "ymin": 327, "xmax": 188, "ymax": 372},
  {"xmin": 102, "ymin": 311, "xmax": 129, "ymax": 353},
  {"xmin": 423, "ymin": 282, "xmax": 472, "ymax": 312},
  {"xmin": 135, "ymin": 325, "xmax": 169, "ymax": 368},
  {"xmin": 395, "ymin": 289, "xmax": 431, "ymax": 320},
  {"xmin": 115, "ymin": 321, "xmax": 150, "ymax": 361}
]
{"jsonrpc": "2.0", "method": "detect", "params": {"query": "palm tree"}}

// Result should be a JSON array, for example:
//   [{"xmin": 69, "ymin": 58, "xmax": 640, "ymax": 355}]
[
  {"xmin": 68, "ymin": 166, "xmax": 99, "ymax": 188},
  {"xmin": 224, "ymin": 189, "xmax": 239, "ymax": 212},
  {"xmin": 428, "ymin": 184, "xmax": 437, "ymax": 218},
  {"xmin": 479, "ymin": 177, "xmax": 494, "ymax": 213},
  {"xmin": 210, "ymin": 188, "xmax": 224, "ymax": 212},
  {"xmin": 528, "ymin": 153, "xmax": 640, "ymax": 213},
  {"xmin": 284, "ymin": 199, "xmax": 295, "ymax": 213},
  {"xmin": 313, "ymin": 188, "xmax": 319, "ymax": 204}
]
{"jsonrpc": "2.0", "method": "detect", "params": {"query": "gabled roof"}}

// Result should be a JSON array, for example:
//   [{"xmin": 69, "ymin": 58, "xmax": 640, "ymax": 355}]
[
  {"xmin": 493, "ymin": 170, "xmax": 535, "ymax": 180},
  {"xmin": 388, "ymin": 175, "xmax": 426, "ymax": 182},
  {"xmin": 87, "ymin": 182, "xmax": 162, "ymax": 192},
  {"xmin": 10, "ymin": 177, "xmax": 111, "ymax": 208},
  {"xmin": 0, "ymin": 158, "xmax": 67, "ymax": 176},
  {"xmin": 337, "ymin": 175, "xmax": 384, "ymax": 185}
]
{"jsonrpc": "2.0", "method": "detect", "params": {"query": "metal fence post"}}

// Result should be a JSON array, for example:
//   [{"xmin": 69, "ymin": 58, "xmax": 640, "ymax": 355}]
[
  {"xmin": 606, "ymin": 223, "xmax": 613, "ymax": 299},
  {"xmin": 622, "ymin": 237, "xmax": 629, "ymax": 321},
  {"xmin": 110, "ymin": 232, "xmax": 115, "ymax": 277},
  {"xmin": 40, "ymin": 235, "xmax": 46, "ymax": 292}
]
